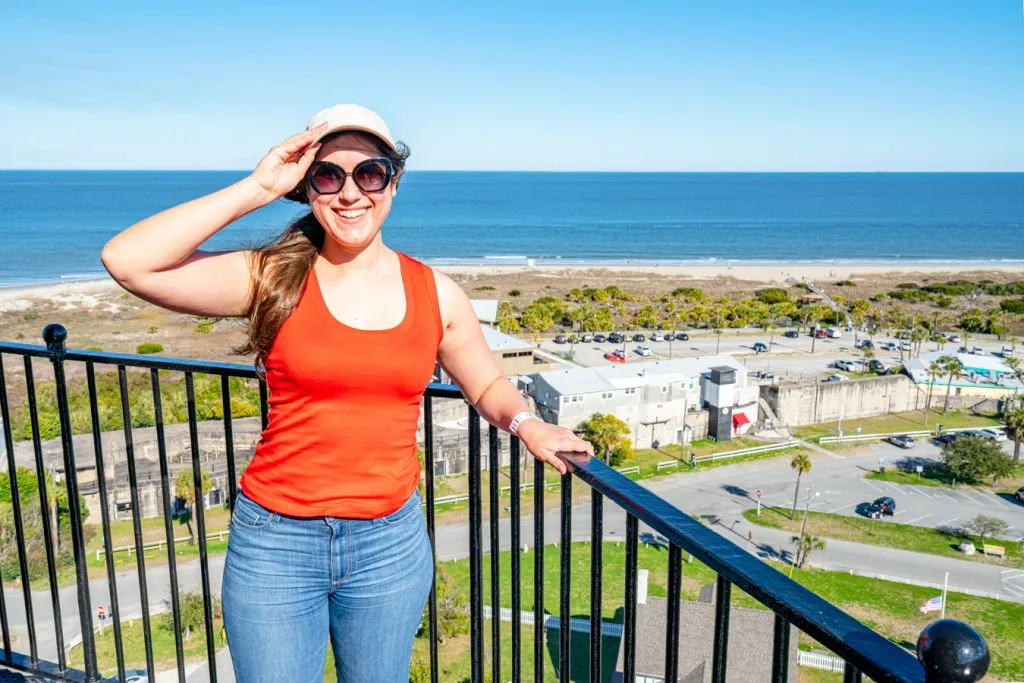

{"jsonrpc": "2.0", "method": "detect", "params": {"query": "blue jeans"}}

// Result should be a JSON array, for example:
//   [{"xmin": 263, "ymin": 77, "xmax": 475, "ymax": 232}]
[{"xmin": 222, "ymin": 488, "xmax": 434, "ymax": 682}]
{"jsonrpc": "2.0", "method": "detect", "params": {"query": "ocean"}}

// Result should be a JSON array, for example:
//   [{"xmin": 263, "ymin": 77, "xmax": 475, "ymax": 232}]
[{"xmin": 1, "ymin": 171, "xmax": 1022, "ymax": 287}]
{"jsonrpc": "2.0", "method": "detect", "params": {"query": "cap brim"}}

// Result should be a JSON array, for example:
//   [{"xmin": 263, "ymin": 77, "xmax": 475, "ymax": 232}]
[{"xmin": 314, "ymin": 124, "xmax": 396, "ymax": 150}]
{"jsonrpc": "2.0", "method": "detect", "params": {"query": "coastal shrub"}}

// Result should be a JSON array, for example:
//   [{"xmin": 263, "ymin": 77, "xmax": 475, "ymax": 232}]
[
  {"xmin": 834, "ymin": 280, "xmax": 857, "ymax": 287},
  {"xmin": 604, "ymin": 285, "xmax": 632, "ymax": 301},
  {"xmin": 895, "ymin": 283, "xmax": 920, "ymax": 290},
  {"xmin": 22, "ymin": 311, "xmax": 41, "ymax": 321},
  {"xmin": 922, "ymin": 280, "xmax": 975, "ymax": 296},
  {"xmin": 936, "ymin": 295, "xmax": 953, "ymax": 308},
  {"xmin": 474, "ymin": 285, "xmax": 495, "ymax": 291},
  {"xmin": 1000, "ymin": 299, "xmax": 1024, "ymax": 314},
  {"xmin": 671, "ymin": 287, "xmax": 704, "ymax": 301},
  {"xmin": 194, "ymin": 322, "xmax": 213, "ymax": 334},
  {"xmin": 888, "ymin": 289, "xmax": 932, "ymax": 302},
  {"xmin": 507, "ymin": 289, "xmax": 521, "ymax": 297},
  {"xmin": 147, "ymin": 325, "xmax": 158, "ymax": 333},
  {"xmin": 984, "ymin": 281, "xmax": 1024, "ymax": 296},
  {"xmin": 136, "ymin": 342, "xmax": 163, "ymax": 354},
  {"xmin": 755, "ymin": 288, "xmax": 790, "ymax": 304}
]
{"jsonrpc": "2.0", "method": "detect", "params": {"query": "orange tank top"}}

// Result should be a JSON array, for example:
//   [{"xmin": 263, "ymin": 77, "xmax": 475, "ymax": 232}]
[{"xmin": 240, "ymin": 252, "xmax": 443, "ymax": 518}]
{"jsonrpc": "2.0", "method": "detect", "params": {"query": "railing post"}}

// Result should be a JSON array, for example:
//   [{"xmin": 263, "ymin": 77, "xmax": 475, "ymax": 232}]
[
  {"xmin": 43, "ymin": 324, "xmax": 102, "ymax": 683},
  {"xmin": 916, "ymin": 619, "xmax": 989, "ymax": 683}
]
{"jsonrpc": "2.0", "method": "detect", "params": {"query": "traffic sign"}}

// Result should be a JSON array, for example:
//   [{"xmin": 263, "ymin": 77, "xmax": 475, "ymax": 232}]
[
  {"xmin": 97, "ymin": 604, "xmax": 106, "ymax": 620},
  {"xmin": 755, "ymin": 489, "xmax": 762, "ymax": 498}
]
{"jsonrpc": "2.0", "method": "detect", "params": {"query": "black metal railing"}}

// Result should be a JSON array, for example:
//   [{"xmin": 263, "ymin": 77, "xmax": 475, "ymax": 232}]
[{"xmin": 0, "ymin": 326, "xmax": 992, "ymax": 683}]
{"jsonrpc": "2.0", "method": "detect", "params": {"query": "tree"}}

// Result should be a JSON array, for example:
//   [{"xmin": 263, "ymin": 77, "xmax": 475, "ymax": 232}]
[
  {"xmin": 860, "ymin": 346, "xmax": 875, "ymax": 373},
  {"xmin": 174, "ymin": 469, "xmax": 212, "ymax": 542},
  {"xmin": 789, "ymin": 452, "xmax": 812, "ymax": 520},
  {"xmin": 432, "ymin": 563, "xmax": 469, "ymax": 642},
  {"xmin": 791, "ymin": 534, "xmax": 826, "ymax": 569},
  {"xmin": 576, "ymin": 413, "xmax": 632, "ymax": 465},
  {"xmin": 937, "ymin": 355, "xmax": 964, "ymax": 413},
  {"xmin": 925, "ymin": 360, "xmax": 944, "ymax": 416},
  {"xmin": 941, "ymin": 436, "xmax": 1014, "ymax": 485},
  {"xmin": 965, "ymin": 515, "xmax": 1010, "ymax": 541},
  {"xmin": 1003, "ymin": 400, "xmax": 1024, "ymax": 464}
]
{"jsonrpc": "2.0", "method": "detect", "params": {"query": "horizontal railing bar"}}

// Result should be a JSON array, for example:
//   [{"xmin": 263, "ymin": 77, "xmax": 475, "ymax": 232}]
[
  {"xmin": 568, "ymin": 455, "xmax": 925, "ymax": 683},
  {"xmin": 0, "ymin": 650, "xmax": 88, "ymax": 682}
]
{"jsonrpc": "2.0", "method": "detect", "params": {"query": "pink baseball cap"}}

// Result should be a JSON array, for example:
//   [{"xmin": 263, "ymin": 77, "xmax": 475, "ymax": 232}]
[{"xmin": 306, "ymin": 103, "xmax": 396, "ymax": 150}]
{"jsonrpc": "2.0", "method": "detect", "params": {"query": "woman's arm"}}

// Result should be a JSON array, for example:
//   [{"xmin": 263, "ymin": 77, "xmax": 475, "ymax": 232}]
[
  {"xmin": 435, "ymin": 272, "xmax": 593, "ymax": 474},
  {"xmin": 100, "ymin": 124, "xmax": 325, "ymax": 317}
]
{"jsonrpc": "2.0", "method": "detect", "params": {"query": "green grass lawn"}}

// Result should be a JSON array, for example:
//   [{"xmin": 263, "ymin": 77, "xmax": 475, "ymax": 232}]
[
  {"xmin": 792, "ymin": 409, "xmax": 1000, "ymax": 442},
  {"xmin": 865, "ymin": 469, "xmax": 953, "ymax": 488},
  {"xmin": 68, "ymin": 540, "xmax": 1024, "ymax": 681},
  {"xmin": 744, "ymin": 505, "xmax": 1024, "ymax": 569}
]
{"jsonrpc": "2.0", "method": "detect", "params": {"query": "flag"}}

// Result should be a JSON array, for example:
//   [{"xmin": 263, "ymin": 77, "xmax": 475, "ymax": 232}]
[{"xmin": 920, "ymin": 595, "xmax": 943, "ymax": 614}]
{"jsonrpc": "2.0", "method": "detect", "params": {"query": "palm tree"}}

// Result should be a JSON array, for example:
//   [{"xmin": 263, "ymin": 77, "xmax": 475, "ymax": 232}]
[
  {"xmin": 861, "ymin": 346, "xmax": 875, "ymax": 373},
  {"xmin": 925, "ymin": 360, "xmax": 944, "ymax": 421},
  {"xmin": 938, "ymin": 355, "xmax": 965, "ymax": 414},
  {"xmin": 791, "ymin": 534, "xmax": 827, "ymax": 569},
  {"xmin": 911, "ymin": 326, "xmax": 928, "ymax": 358},
  {"xmin": 710, "ymin": 314, "xmax": 725, "ymax": 354},
  {"xmin": 1004, "ymin": 400, "xmax": 1024, "ymax": 464},
  {"xmin": 789, "ymin": 452, "xmax": 812, "ymax": 520}
]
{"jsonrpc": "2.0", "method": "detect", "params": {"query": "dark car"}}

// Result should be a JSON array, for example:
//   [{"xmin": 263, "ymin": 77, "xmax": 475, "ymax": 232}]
[
  {"xmin": 856, "ymin": 339, "xmax": 875, "ymax": 350},
  {"xmin": 675, "ymin": 332, "xmax": 690, "ymax": 341},
  {"xmin": 1016, "ymin": 487, "xmax": 1024, "ymax": 504},
  {"xmin": 753, "ymin": 342, "xmax": 769, "ymax": 353},
  {"xmin": 784, "ymin": 330, "xmax": 799, "ymax": 338},
  {"xmin": 934, "ymin": 432, "xmax": 960, "ymax": 446},
  {"xmin": 884, "ymin": 434, "xmax": 916, "ymax": 449},
  {"xmin": 632, "ymin": 333, "xmax": 646, "ymax": 342},
  {"xmin": 553, "ymin": 334, "xmax": 568, "ymax": 344},
  {"xmin": 865, "ymin": 496, "xmax": 896, "ymax": 519},
  {"xmin": 608, "ymin": 333, "xmax": 624, "ymax": 344},
  {"xmin": 594, "ymin": 333, "xmax": 607, "ymax": 343},
  {"xmin": 662, "ymin": 332, "xmax": 675, "ymax": 341}
]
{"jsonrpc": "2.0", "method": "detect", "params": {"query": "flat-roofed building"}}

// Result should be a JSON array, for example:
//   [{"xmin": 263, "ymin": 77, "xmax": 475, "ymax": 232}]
[
  {"xmin": 523, "ymin": 355, "xmax": 760, "ymax": 449},
  {"xmin": 904, "ymin": 350, "xmax": 1023, "ymax": 399}
]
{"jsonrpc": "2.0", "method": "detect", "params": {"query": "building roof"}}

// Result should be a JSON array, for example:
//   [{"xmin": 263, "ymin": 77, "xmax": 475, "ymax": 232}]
[
  {"xmin": 534, "ymin": 355, "xmax": 745, "ymax": 396},
  {"xmin": 480, "ymin": 324, "xmax": 533, "ymax": 352},
  {"xmin": 470, "ymin": 299, "xmax": 499, "ymax": 324},
  {"xmin": 904, "ymin": 350, "xmax": 1022, "ymax": 389}
]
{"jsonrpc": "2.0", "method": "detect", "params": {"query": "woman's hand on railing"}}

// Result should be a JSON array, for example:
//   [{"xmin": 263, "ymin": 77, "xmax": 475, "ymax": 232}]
[
  {"xmin": 516, "ymin": 420, "xmax": 593, "ymax": 475},
  {"xmin": 248, "ymin": 122, "xmax": 328, "ymax": 204}
]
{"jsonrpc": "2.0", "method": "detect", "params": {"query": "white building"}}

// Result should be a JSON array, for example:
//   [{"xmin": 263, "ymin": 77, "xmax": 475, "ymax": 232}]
[
  {"xmin": 523, "ymin": 356, "xmax": 760, "ymax": 449},
  {"xmin": 904, "ymin": 350, "xmax": 1023, "ymax": 399}
]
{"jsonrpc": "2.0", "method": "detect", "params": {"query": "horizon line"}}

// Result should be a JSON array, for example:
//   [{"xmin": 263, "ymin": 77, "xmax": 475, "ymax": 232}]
[{"xmin": 3, "ymin": 168, "xmax": 1024, "ymax": 174}]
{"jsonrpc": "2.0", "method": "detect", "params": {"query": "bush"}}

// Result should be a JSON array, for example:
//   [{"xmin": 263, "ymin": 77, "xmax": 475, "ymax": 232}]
[
  {"xmin": 671, "ymin": 287, "xmax": 704, "ymax": 301},
  {"xmin": 922, "ymin": 280, "xmax": 975, "ymax": 296},
  {"xmin": 147, "ymin": 325, "xmax": 158, "ymax": 333},
  {"xmin": 474, "ymin": 285, "xmax": 496, "ymax": 291},
  {"xmin": 888, "ymin": 289, "xmax": 932, "ymax": 302},
  {"xmin": 1000, "ymin": 298, "xmax": 1024, "ymax": 314},
  {"xmin": 507, "ymin": 289, "xmax": 521, "ymax": 297},
  {"xmin": 941, "ymin": 436, "xmax": 1014, "ymax": 485},
  {"xmin": 834, "ymin": 280, "xmax": 857, "ymax": 287},
  {"xmin": 755, "ymin": 288, "xmax": 790, "ymax": 304},
  {"xmin": 194, "ymin": 323, "xmax": 213, "ymax": 334},
  {"xmin": 136, "ymin": 342, "xmax": 163, "ymax": 354},
  {"xmin": 895, "ymin": 283, "xmax": 920, "ymax": 290},
  {"xmin": 22, "ymin": 311, "xmax": 40, "ymax": 321}
]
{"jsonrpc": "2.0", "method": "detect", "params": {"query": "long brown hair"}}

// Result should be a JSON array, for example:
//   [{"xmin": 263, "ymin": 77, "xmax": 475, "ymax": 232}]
[{"xmin": 235, "ymin": 132, "xmax": 410, "ymax": 370}]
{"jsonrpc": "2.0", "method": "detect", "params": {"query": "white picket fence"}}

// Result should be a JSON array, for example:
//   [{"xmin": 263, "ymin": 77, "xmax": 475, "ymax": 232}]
[
  {"xmin": 693, "ymin": 440, "xmax": 800, "ymax": 464},
  {"xmin": 656, "ymin": 460, "xmax": 679, "ymax": 471},
  {"xmin": 797, "ymin": 649, "xmax": 846, "ymax": 672}
]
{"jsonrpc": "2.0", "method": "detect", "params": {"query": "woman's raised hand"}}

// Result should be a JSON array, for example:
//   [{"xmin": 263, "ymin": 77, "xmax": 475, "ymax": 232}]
[{"xmin": 249, "ymin": 122, "xmax": 328, "ymax": 203}]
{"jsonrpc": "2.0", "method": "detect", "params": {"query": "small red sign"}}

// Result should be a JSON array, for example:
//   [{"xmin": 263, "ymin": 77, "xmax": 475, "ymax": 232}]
[
  {"xmin": 97, "ymin": 605, "xmax": 106, "ymax": 618},
  {"xmin": 755, "ymin": 489, "xmax": 762, "ymax": 498}
]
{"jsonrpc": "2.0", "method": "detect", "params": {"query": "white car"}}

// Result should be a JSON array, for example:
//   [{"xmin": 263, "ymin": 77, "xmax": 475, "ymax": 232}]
[
  {"xmin": 635, "ymin": 345, "xmax": 652, "ymax": 356},
  {"xmin": 823, "ymin": 374, "xmax": 847, "ymax": 382},
  {"xmin": 650, "ymin": 332, "xmax": 664, "ymax": 342},
  {"xmin": 826, "ymin": 328, "xmax": 842, "ymax": 338},
  {"xmin": 899, "ymin": 340, "xmax": 911, "ymax": 350},
  {"xmin": 1002, "ymin": 347, "xmax": 1015, "ymax": 358},
  {"xmin": 978, "ymin": 428, "xmax": 1007, "ymax": 442},
  {"xmin": 834, "ymin": 360, "xmax": 859, "ymax": 372},
  {"xmin": 949, "ymin": 334, "xmax": 961, "ymax": 343}
]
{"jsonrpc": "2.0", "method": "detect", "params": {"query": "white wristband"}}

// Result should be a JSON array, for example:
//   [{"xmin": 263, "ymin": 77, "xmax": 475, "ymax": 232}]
[{"xmin": 508, "ymin": 411, "xmax": 540, "ymax": 436}]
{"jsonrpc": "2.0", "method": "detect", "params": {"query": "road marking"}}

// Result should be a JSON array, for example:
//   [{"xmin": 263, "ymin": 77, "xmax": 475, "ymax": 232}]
[
  {"xmin": 1001, "ymin": 569, "xmax": 1024, "ymax": 579},
  {"xmin": 964, "ymin": 491, "xmax": 998, "ymax": 507},
  {"xmin": 884, "ymin": 483, "xmax": 902, "ymax": 493},
  {"xmin": 1003, "ymin": 584, "xmax": 1024, "ymax": 599},
  {"xmin": 893, "ymin": 510, "xmax": 905, "ymax": 517},
  {"xmin": 935, "ymin": 516, "xmax": 960, "ymax": 529},
  {"xmin": 903, "ymin": 513, "xmax": 933, "ymax": 525},
  {"xmin": 828, "ymin": 502, "xmax": 856, "ymax": 513},
  {"xmin": 912, "ymin": 487, "xmax": 934, "ymax": 499},
  {"xmin": 863, "ymin": 480, "xmax": 883, "ymax": 492},
  {"xmin": 952, "ymin": 491, "xmax": 983, "ymax": 505}
]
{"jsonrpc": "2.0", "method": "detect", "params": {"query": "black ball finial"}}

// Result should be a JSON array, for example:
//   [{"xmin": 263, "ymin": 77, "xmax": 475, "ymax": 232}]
[
  {"xmin": 917, "ymin": 619, "xmax": 989, "ymax": 683},
  {"xmin": 42, "ymin": 323, "xmax": 67, "ymax": 346}
]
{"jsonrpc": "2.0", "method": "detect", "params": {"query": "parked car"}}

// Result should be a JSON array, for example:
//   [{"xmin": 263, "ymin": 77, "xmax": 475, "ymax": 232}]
[
  {"xmin": 948, "ymin": 334, "xmax": 961, "ymax": 343},
  {"xmin": 1002, "ymin": 346, "xmax": 1015, "ymax": 358},
  {"xmin": 580, "ymin": 333, "xmax": 593, "ymax": 343},
  {"xmin": 662, "ymin": 332, "xmax": 675, "ymax": 341},
  {"xmin": 553, "ymin": 334, "xmax": 568, "ymax": 344},
  {"xmin": 960, "ymin": 345, "xmax": 983, "ymax": 355},
  {"xmin": 753, "ymin": 342, "xmax": 769, "ymax": 353},
  {"xmin": 608, "ymin": 333, "xmax": 624, "ymax": 344},
  {"xmin": 675, "ymin": 332, "xmax": 690, "ymax": 341},
  {"xmin": 632, "ymin": 333, "xmax": 646, "ymax": 342},
  {"xmin": 784, "ymin": 330, "xmax": 799, "ymax": 338},
  {"xmin": 865, "ymin": 496, "xmax": 896, "ymax": 519},
  {"xmin": 834, "ymin": 360, "xmax": 858, "ymax": 372},
  {"xmin": 635, "ymin": 345, "xmax": 652, "ymax": 356},
  {"xmin": 977, "ymin": 428, "xmax": 1007, "ymax": 442},
  {"xmin": 753, "ymin": 370, "xmax": 777, "ymax": 380},
  {"xmin": 880, "ymin": 341, "xmax": 897, "ymax": 352},
  {"xmin": 867, "ymin": 359, "xmax": 889, "ymax": 374},
  {"xmin": 855, "ymin": 339, "xmax": 874, "ymax": 349},
  {"xmin": 884, "ymin": 434, "xmax": 916, "ymax": 449},
  {"xmin": 1016, "ymin": 487, "xmax": 1024, "ymax": 504},
  {"xmin": 605, "ymin": 350, "xmax": 627, "ymax": 363},
  {"xmin": 826, "ymin": 328, "xmax": 842, "ymax": 338},
  {"xmin": 823, "ymin": 374, "xmax": 847, "ymax": 382},
  {"xmin": 650, "ymin": 332, "xmax": 664, "ymax": 342},
  {"xmin": 899, "ymin": 340, "xmax": 912, "ymax": 350},
  {"xmin": 934, "ymin": 432, "xmax": 960, "ymax": 446},
  {"xmin": 813, "ymin": 329, "xmax": 829, "ymax": 339},
  {"xmin": 594, "ymin": 333, "xmax": 607, "ymax": 343}
]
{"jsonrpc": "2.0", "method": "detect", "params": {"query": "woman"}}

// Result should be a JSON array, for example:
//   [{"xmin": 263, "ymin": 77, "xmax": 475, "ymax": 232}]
[{"xmin": 101, "ymin": 103, "xmax": 594, "ymax": 682}]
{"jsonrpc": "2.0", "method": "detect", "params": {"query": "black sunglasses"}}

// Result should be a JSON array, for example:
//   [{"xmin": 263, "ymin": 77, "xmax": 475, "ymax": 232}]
[{"xmin": 307, "ymin": 158, "xmax": 395, "ymax": 194}]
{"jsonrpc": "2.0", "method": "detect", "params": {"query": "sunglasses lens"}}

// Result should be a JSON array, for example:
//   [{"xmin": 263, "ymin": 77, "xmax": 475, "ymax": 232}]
[
  {"xmin": 309, "ymin": 164, "xmax": 344, "ymax": 194},
  {"xmin": 353, "ymin": 160, "xmax": 391, "ymax": 192}
]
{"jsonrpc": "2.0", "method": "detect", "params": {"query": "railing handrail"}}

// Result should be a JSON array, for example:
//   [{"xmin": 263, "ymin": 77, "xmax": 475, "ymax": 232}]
[{"xmin": 569, "ymin": 455, "xmax": 926, "ymax": 682}]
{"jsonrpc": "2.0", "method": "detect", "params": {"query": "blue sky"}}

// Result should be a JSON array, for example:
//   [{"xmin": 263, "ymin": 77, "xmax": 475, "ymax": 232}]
[{"xmin": 1, "ymin": 1, "xmax": 1022, "ymax": 171}]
